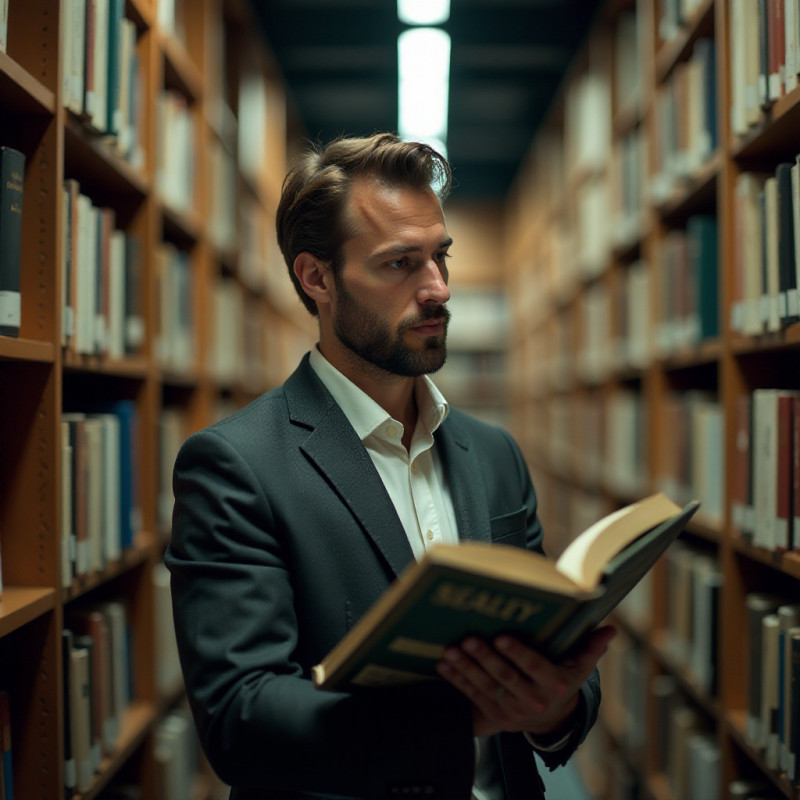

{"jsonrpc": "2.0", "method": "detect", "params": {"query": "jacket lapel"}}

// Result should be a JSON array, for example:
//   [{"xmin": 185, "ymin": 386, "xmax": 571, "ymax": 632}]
[
  {"xmin": 436, "ymin": 415, "xmax": 491, "ymax": 544},
  {"xmin": 283, "ymin": 356, "xmax": 415, "ymax": 578}
]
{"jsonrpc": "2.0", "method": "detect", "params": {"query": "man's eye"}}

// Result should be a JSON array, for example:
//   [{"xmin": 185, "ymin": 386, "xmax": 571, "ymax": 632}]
[{"xmin": 387, "ymin": 258, "xmax": 407, "ymax": 270}]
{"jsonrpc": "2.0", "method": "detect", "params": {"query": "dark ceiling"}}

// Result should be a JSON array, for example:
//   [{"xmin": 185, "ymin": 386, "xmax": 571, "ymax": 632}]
[{"xmin": 250, "ymin": 0, "xmax": 604, "ymax": 203}]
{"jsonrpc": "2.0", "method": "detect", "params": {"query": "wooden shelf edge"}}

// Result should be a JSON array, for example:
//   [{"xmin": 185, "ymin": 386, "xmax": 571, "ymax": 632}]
[
  {"xmin": 76, "ymin": 700, "xmax": 157, "ymax": 800},
  {"xmin": 728, "ymin": 536, "xmax": 800, "ymax": 581},
  {"xmin": 653, "ymin": 0, "xmax": 715, "ymax": 84},
  {"xmin": 0, "ymin": 586, "xmax": 56, "ymax": 638},
  {"xmin": 0, "ymin": 51, "xmax": 55, "ymax": 114},
  {"xmin": 63, "ymin": 533, "xmax": 156, "ymax": 603},
  {"xmin": 0, "ymin": 336, "xmax": 55, "ymax": 363},
  {"xmin": 62, "ymin": 351, "xmax": 151, "ymax": 379}
]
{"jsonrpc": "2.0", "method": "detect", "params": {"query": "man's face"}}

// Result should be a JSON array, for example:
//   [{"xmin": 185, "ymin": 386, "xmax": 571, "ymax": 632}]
[{"xmin": 329, "ymin": 180, "xmax": 452, "ymax": 377}]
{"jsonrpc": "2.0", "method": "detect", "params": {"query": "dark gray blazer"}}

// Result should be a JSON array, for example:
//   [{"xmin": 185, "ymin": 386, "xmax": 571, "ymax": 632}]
[{"xmin": 165, "ymin": 354, "xmax": 600, "ymax": 800}]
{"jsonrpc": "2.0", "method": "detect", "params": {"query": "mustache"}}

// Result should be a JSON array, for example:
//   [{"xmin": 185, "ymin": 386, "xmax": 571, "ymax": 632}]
[{"xmin": 406, "ymin": 305, "xmax": 451, "ymax": 327}]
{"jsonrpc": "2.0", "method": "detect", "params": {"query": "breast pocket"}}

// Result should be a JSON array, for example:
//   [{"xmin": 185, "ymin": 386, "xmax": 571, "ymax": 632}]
[{"xmin": 489, "ymin": 506, "xmax": 527, "ymax": 548}]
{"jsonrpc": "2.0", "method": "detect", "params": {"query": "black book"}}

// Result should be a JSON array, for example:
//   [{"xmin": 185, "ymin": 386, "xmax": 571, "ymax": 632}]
[
  {"xmin": 776, "ymin": 163, "xmax": 799, "ymax": 326},
  {"xmin": 0, "ymin": 146, "xmax": 25, "ymax": 338}
]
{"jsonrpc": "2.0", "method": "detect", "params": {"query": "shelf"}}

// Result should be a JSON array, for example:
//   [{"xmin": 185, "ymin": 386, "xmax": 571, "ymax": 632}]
[
  {"xmin": 62, "ymin": 352, "xmax": 151, "ymax": 380},
  {"xmin": 76, "ymin": 700, "xmax": 157, "ymax": 800},
  {"xmin": 0, "ymin": 337, "xmax": 55, "ymax": 363},
  {"xmin": 729, "ymin": 536, "xmax": 800, "ymax": 582},
  {"xmin": 0, "ymin": 587, "xmax": 56, "ymax": 638},
  {"xmin": 160, "ymin": 32, "xmax": 203, "ymax": 102},
  {"xmin": 62, "ymin": 534, "xmax": 155, "ymax": 604},
  {"xmin": 654, "ymin": 0, "xmax": 715, "ymax": 84},
  {"xmin": 730, "ymin": 324, "xmax": 800, "ymax": 356},
  {"xmin": 0, "ymin": 51, "xmax": 55, "ymax": 115}
]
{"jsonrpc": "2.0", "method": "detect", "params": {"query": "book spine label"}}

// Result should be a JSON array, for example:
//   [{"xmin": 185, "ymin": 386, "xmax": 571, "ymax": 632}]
[{"xmin": 0, "ymin": 147, "xmax": 25, "ymax": 337}]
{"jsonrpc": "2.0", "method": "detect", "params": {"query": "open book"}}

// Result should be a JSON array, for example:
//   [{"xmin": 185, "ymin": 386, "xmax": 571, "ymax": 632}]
[{"xmin": 312, "ymin": 492, "xmax": 699, "ymax": 691}]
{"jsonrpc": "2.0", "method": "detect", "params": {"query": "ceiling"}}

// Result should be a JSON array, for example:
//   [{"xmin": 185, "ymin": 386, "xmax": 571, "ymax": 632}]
[{"xmin": 250, "ymin": 0, "xmax": 604, "ymax": 203}]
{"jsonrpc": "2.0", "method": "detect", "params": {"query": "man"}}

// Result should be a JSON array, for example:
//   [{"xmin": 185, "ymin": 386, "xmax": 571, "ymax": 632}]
[{"xmin": 166, "ymin": 133, "xmax": 613, "ymax": 799}]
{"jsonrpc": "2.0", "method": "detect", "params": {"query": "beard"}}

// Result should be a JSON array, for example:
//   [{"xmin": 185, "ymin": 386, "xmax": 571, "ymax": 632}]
[{"xmin": 332, "ymin": 277, "xmax": 450, "ymax": 377}]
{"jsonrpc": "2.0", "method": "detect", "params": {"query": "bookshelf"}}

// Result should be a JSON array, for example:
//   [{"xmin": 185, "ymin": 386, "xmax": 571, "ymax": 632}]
[
  {"xmin": 506, "ymin": 0, "xmax": 800, "ymax": 797},
  {"xmin": 0, "ymin": 0, "xmax": 312, "ymax": 797}
]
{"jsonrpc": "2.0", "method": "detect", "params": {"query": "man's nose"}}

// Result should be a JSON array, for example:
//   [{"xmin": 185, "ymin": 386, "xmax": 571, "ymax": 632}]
[{"xmin": 418, "ymin": 260, "xmax": 450, "ymax": 304}]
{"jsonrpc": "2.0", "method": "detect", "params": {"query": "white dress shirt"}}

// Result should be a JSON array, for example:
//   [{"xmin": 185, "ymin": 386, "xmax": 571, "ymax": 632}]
[{"xmin": 309, "ymin": 348, "xmax": 507, "ymax": 799}]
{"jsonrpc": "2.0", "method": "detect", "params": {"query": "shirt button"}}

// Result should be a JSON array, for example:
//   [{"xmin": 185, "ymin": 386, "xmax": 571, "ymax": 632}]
[
  {"xmin": 386, "ymin": 425, "xmax": 398, "ymax": 438},
  {"xmin": 426, "ymin": 529, "xmax": 435, "ymax": 541},
  {"xmin": 410, "ymin": 462, "xmax": 418, "ymax": 473}
]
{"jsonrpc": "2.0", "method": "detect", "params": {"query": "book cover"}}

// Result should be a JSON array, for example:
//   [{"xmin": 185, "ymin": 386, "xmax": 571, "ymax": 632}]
[
  {"xmin": 687, "ymin": 214, "xmax": 718, "ymax": 340},
  {"xmin": 776, "ymin": 392, "xmax": 798, "ymax": 551},
  {"xmin": 313, "ymin": 494, "xmax": 698, "ymax": 691},
  {"xmin": 778, "ymin": 606, "xmax": 800, "ymax": 773},
  {"xmin": 776, "ymin": 162, "xmax": 798, "ymax": 324},
  {"xmin": 789, "ymin": 628, "xmax": 800, "ymax": 783},
  {"xmin": 0, "ymin": 690, "xmax": 13, "ymax": 800},
  {"xmin": 745, "ymin": 593, "xmax": 781, "ymax": 745},
  {"xmin": 0, "ymin": 146, "xmax": 25, "ymax": 338},
  {"xmin": 62, "ymin": 630, "xmax": 76, "ymax": 798}
]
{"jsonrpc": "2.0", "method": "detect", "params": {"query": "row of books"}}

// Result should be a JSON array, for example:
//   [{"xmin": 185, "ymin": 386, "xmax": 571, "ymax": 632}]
[
  {"xmin": 0, "ymin": 146, "xmax": 24, "ymax": 338},
  {"xmin": 658, "ymin": 391, "xmax": 725, "ymax": 526},
  {"xmin": 62, "ymin": 179, "xmax": 145, "ymax": 357},
  {"xmin": 659, "ymin": 0, "xmax": 708, "ymax": 43},
  {"xmin": 61, "ymin": 0, "xmax": 144, "ymax": 168},
  {"xmin": 155, "ymin": 244, "xmax": 195, "ymax": 374},
  {"xmin": 663, "ymin": 542, "xmax": 722, "ymax": 697},
  {"xmin": 609, "ymin": 126, "xmax": 647, "ymax": 252},
  {"xmin": 650, "ymin": 38, "xmax": 717, "ymax": 204},
  {"xmin": 61, "ymin": 401, "xmax": 140, "ymax": 586},
  {"xmin": 63, "ymin": 600, "xmax": 132, "ymax": 796},
  {"xmin": 154, "ymin": 707, "xmax": 203, "ymax": 800},
  {"xmin": 156, "ymin": 91, "xmax": 196, "ymax": 215},
  {"xmin": 732, "ymin": 389, "xmax": 800, "ymax": 553},
  {"xmin": 731, "ymin": 162, "xmax": 800, "ymax": 337},
  {"xmin": 654, "ymin": 215, "xmax": 719, "ymax": 354},
  {"xmin": 745, "ymin": 593, "xmax": 800, "ymax": 786},
  {"xmin": 730, "ymin": 0, "xmax": 800, "ymax": 137}
]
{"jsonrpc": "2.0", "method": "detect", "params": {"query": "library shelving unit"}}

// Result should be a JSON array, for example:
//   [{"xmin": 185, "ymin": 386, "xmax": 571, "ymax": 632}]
[
  {"xmin": 0, "ymin": 0, "xmax": 312, "ymax": 797},
  {"xmin": 506, "ymin": 0, "xmax": 800, "ymax": 798}
]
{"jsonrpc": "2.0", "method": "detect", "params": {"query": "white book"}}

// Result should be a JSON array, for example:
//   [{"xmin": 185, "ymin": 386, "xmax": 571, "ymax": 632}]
[
  {"xmin": 61, "ymin": 0, "xmax": 75, "ymax": 108},
  {"xmin": 753, "ymin": 390, "xmax": 778, "ymax": 551},
  {"xmin": 764, "ymin": 176, "xmax": 782, "ymax": 332},
  {"xmin": 90, "ymin": 0, "xmax": 109, "ymax": 132},
  {"xmin": 61, "ymin": 421, "xmax": 74, "ymax": 588},
  {"xmin": 69, "ymin": 645, "xmax": 94, "ymax": 793},
  {"xmin": 0, "ymin": 0, "xmax": 8, "ymax": 53},
  {"xmin": 107, "ymin": 229, "xmax": 126, "ymax": 359},
  {"xmin": 786, "ymin": 0, "xmax": 798, "ymax": 93},
  {"xmin": 83, "ymin": 417, "xmax": 104, "ymax": 572},
  {"xmin": 75, "ymin": 194, "xmax": 95, "ymax": 354},
  {"xmin": 93, "ymin": 414, "xmax": 121, "ymax": 563}
]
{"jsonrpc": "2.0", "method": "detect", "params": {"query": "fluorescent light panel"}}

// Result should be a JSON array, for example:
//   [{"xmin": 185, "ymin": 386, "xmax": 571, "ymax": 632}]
[
  {"xmin": 397, "ymin": 27, "xmax": 450, "ymax": 155},
  {"xmin": 397, "ymin": 0, "xmax": 450, "ymax": 26}
]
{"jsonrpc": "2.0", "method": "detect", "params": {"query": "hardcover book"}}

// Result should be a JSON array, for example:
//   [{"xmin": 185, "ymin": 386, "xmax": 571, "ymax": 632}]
[
  {"xmin": 313, "ymin": 493, "xmax": 699, "ymax": 691},
  {"xmin": 0, "ymin": 146, "xmax": 24, "ymax": 338}
]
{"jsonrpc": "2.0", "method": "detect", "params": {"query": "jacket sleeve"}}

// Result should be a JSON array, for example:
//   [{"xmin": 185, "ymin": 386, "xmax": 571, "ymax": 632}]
[{"xmin": 165, "ymin": 428, "xmax": 476, "ymax": 799}]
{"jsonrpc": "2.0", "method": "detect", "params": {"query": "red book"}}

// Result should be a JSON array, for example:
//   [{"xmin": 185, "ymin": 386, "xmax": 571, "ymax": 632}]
[{"xmin": 794, "ymin": 397, "xmax": 800, "ymax": 551}]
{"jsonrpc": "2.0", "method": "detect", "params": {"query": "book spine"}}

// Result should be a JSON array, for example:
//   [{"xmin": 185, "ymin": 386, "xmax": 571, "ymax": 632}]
[
  {"xmin": 0, "ymin": 147, "xmax": 25, "ymax": 338},
  {"xmin": 789, "ymin": 628, "xmax": 800, "ymax": 783}
]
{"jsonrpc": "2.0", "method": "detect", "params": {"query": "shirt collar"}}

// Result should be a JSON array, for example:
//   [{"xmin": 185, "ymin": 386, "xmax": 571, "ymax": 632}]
[{"xmin": 308, "ymin": 345, "xmax": 449, "ymax": 442}]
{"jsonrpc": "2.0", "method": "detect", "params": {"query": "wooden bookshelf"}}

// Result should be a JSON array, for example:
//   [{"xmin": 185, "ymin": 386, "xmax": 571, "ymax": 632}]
[
  {"xmin": 0, "ymin": 0, "xmax": 313, "ymax": 797},
  {"xmin": 506, "ymin": 0, "xmax": 800, "ymax": 797}
]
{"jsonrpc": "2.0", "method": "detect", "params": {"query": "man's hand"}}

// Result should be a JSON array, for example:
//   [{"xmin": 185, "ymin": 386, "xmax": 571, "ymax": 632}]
[{"xmin": 435, "ymin": 626, "xmax": 616, "ymax": 739}]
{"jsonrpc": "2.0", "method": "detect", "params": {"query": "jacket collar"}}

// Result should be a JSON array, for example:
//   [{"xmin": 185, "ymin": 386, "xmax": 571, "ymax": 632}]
[{"xmin": 283, "ymin": 354, "xmax": 490, "ymax": 578}]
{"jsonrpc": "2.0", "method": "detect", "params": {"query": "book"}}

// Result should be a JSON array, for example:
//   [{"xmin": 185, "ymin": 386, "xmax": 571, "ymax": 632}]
[
  {"xmin": 0, "ymin": 146, "xmax": 24, "ymax": 338},
  {"xmin": 0, "ymin": 690, "xmax": 12, "ymax": 800},
  {"xmin": 312, "ymin": 493, "xmax": 699, "ymax": 691}
]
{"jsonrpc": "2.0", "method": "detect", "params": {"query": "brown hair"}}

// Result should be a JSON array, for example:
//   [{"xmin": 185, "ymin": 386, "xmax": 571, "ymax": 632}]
[{"xmin": 275, "ymin": 133, "xmax": 452, "ymax": 315}]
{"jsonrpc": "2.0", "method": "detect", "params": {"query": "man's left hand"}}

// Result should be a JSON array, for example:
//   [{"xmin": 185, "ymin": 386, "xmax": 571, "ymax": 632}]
[{"xmin": 435, "ymin": 626, "xmax": 616, "ymax": 739}]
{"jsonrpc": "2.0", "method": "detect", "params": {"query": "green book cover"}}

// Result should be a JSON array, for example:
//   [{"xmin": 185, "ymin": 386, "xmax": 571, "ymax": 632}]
[
  {"xmin": 314, "ymin": 495, "xmax": 699, "ymax": 691},
  {"xmin": 0, "ymin": 146, "xmax": 24, "ymax": 337}
]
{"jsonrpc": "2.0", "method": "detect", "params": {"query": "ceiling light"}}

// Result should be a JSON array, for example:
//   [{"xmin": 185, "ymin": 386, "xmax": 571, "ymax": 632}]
[
  {"xmin": 397, "ymin": 0, "xmax": 450, "ymax": 26},
  {"xmin": 398, "ymin": 27, "xmax": 450, "ymax": 154}
]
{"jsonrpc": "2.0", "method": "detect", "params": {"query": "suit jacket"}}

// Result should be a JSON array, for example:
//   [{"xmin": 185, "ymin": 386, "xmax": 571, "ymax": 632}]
[{"xmin": 165, "ymin": 354, "xmax": 600, "ymax": 800}]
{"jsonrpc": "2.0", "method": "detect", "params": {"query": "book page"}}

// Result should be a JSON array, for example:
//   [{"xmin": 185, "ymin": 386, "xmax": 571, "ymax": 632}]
[{"xmin": 555, "ymin": 493, "xmax": 681, "ymax": 591}]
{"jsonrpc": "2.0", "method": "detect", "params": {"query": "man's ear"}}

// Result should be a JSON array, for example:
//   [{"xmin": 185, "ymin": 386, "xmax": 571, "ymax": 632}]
[{"xmin": 293, "ymin": 252, "xmax": 333, "ymax": 309}]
